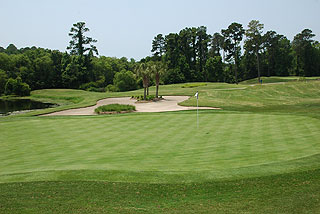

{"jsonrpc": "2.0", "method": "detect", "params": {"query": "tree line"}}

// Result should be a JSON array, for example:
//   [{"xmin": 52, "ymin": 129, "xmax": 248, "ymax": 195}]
[
  {"xmin": 0, "ymin": 22, "xmax": 139, "ymax": 96},
  {"xmin": 149, "ymin": 20, "xmax": 320, "ymax": 84},
  {"xmin": 1, "ymin": 20, "xmax": 319, "ymax": 97},
  {"xmin": 0, "ymin": 45, "xmax": 139, "ymax": 95}
]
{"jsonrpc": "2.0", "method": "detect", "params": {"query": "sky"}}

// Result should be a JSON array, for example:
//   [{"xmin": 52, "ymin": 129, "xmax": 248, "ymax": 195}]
[{"xmin": 1, "ymin": 0, "xmax": 320, "ymax": 60}]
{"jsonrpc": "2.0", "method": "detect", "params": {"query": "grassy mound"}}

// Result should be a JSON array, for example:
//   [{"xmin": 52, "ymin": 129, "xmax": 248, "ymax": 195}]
[
  {"xmin": 95, "ymin": 104, "xmax": 135, "ymax": 114},
  {"xmin": 240, "ymin": 76, "xmax": 320, "ymax": 84}
]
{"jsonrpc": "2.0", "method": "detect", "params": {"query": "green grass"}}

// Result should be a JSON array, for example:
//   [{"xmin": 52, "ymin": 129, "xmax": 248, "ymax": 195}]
[
  {"xmin": 1, "ymin": 112, "xmax": 320, "ymax": 176},
  {"xmin": 181, "ymin": 80, "xmax": 320, "ymax": 117},
  {"xmin": 25, "ymin": 89, "xmax": 111, "ymax": 116},
  {"xmin": 1, "ymin": 169, "xmax": 320, "ymax": 213},
  {"xmin": 181, "ymin": 82, "xmax": 207, "ymax": 88},
  {"xmin": 240, "ymin": 76, "xmax": 320, "ymax": 84},
  {"xmin": 1, "ymin": 77, "xmax": 320, "ymax": 213},
  {"xmin": 95, "ymin": 104, "xmax": 135, "ymax": 114}
]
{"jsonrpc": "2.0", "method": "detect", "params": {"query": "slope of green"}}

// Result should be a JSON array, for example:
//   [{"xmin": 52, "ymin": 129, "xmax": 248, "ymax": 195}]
[
  {"xmin": 181, "ymin": 80, "xmax": 320, "ymax": 116},
  {"xmin": 1, "ymin": 169, "xmax": 320, "ymax": 213},
  {"xmin": 240, "ymin": 76, "xmax": 320, "ymax": 84}
]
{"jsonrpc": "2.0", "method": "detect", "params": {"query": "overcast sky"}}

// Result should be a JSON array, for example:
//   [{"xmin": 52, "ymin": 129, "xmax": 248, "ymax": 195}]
[{"xmin": 1, "ymin": 0, "xmax": 319, "ymax": 60}]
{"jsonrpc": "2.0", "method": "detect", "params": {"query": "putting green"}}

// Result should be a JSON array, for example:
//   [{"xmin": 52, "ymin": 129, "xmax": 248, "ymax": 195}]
[{"xmin": 1, "ymin": 112, "xmax": 320, "ymax": 177}]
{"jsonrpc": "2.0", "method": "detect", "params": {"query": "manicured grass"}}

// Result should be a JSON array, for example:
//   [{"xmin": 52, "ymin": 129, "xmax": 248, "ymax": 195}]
[
  {"xmin": 95, "ymin": 104, "xmax": 135, "ymax": 114},
  {"xmin": 240, "ymin": 76, "xmax": 320, "ymax": 84},
  {"xmin": 181, "ymin": 80, "xmax": 320, "ymax": 116},
  {"xmin": 1, "ymin": 169, "xmax": 320, "ymax": 213},
  {"xmin": 1, "ymin": 112, "xmax": 320, "ymax": 179},
  {"xmin": 1, "ymin": 78, "xmax": 320, "ymax": 213},
  {"xmin": 26, "ymin": 89, "xmax": 111, "ymax": 116}
]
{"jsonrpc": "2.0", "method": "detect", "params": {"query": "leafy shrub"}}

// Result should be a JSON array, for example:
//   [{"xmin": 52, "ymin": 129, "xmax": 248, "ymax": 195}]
[
  {"xmin": 298, "ymin": 77, "xmax": 306, "ymax": 82},
  {"xmin": 80, "ymin": 82, "xmax": 98, "ymax": 90},
  {"xmin": 132, "ymin": 95, "xmax": 156, "ymax": 101},
  {"xmin": 113, "ymin": 70, "xmax": 137, "ymax": 92},
  {"xmin": 79, "ymin": 82, "xmax": 105, "ymax": 92},
  {"xmin": 20, "ymin": 82, "xmax": 31, "ymax": 96},
  {"xmin": 87, "ymin": 87, "xmax": 105, "ymax": 92},
  {"xmin": 4, "ymin": 78, "xmax": 16, "ymax": 95},
  {"xmin": 95, "ymin": 104, "xmax": 136, "ymax": 114},
  {"xmin": 4, "ymin": 77, "xmax": 30, "ymax": 96},
  {"xmin": 105, "ymin": 84, "xmax": 118, "ymax": 92},
  {"xmin": 0, "ymin": 69, "xmax": 8, "ymax": 95},
  {"xmin": 146, "ymin": 95, "xmax": 156, "ymax": 100}
]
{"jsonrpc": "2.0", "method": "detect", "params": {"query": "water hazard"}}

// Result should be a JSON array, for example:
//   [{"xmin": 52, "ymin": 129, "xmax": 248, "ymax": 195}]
[{"xmin": 0, "ymin": 99, "xmax": 57, "ymax": 116}]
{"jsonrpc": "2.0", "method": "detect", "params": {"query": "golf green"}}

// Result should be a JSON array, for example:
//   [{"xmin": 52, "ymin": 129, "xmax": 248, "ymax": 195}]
[{"xmin": 1, "ymin": 112, "xmax": 319, "ymax": 178}]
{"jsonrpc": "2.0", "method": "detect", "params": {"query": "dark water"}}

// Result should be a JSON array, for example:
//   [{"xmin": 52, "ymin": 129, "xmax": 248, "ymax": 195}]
[{"xmin": 0, "ymin": 99, "xmax": 57, "ymax": 115}]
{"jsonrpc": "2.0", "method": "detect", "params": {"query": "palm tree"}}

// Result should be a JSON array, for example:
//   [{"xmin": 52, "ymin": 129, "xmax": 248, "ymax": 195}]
[
  {"xmin": 150, "ymin": 61, "xmax": 167, "ymax": 98},
  {"xmin": 135, "ymin": 63, "xmax": 151, "ymax": 100}
]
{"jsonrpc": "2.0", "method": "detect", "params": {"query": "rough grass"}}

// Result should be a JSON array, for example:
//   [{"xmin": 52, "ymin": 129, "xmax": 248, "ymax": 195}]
[
  {"xmin": 95, "ymin": 104, "xmax": 135, "ymax": 114},
  {"xmin": 1, "ymin": 77, "xmax": 320, "ymax": 213}
]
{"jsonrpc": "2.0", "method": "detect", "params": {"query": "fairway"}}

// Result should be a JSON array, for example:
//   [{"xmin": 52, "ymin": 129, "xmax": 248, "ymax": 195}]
[{"xmin": 1, "ymin": 112, "xmax": 320, "ymax": 180}]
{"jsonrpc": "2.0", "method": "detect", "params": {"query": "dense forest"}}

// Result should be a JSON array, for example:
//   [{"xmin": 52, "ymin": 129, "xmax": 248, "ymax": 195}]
[
  {"xmin": 151, "ymin": 21, "xmax": 320, "ymax": 84},
  {"xmin": 1, "ymin": 20, "xmax": 320, "ymax": 96}
]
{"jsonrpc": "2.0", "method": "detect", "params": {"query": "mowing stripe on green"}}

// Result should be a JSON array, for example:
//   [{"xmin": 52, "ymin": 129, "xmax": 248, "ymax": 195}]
[{"xmin": 1, "ymin": 112, "xmax": 319, "ymax": 176}]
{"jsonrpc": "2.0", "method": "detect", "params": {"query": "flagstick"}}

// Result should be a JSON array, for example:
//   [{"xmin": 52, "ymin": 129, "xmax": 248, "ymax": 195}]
[
  {"xmin": 197, "ymin": 95, "xmax": 199, "ymax": 129},
  {"xmin": 195, "ymin": 91, "xmax": 198, "ymax": 129}
]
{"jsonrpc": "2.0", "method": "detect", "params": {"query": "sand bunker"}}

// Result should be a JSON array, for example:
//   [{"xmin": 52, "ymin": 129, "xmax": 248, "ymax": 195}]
[{"xmin": 44, "ymin": 96, "xmax": 219, "ymax": 116}]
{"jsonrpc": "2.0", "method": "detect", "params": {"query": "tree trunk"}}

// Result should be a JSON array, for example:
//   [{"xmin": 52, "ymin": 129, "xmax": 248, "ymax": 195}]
[
  {"xmin": 143, "ymin": 77, "xmax": 148, "ymax": 100},
  {"xmin": 233, "ymin": 44, "xmax": 239, "ymax": 84},
  {"xmin": 155, "ymin": 73, "xmax": 160, "ymax": 98},
  {"xmin": 143, "ymin": 87, "xmax": 147, "ymax": 100},
  {"xmin": 156, "ymin": 85, "xmax": 159, "ymax": 98},
  {"xmin": 234, "ymin": 50, "xmax": 238, "ymax": 84},
  {"xmin": 256, "ymin": 51, "xmax": 261, "ymax": 83},
  {"xmin": 234, "ymin": 63, "xmax": 238, "ymax": 84},
  {"xmin": 267, "ymin": 56, "xmax": 271, "ymax": 77}
]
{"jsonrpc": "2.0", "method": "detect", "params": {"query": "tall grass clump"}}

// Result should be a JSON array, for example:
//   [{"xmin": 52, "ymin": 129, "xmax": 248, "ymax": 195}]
[{"xmin": 95, "ymin": 104, "xmax": 135, "ymax": 114}]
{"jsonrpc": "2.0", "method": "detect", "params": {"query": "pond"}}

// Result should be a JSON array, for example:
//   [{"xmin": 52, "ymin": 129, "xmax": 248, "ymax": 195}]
[{"xmin": 0, "ymin": 99, "xmax": 57, "ymax": 116}]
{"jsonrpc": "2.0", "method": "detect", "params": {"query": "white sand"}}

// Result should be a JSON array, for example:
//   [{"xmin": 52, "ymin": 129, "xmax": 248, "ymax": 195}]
[{"xmin": 44, "ymin": 96, "xmax": 219, "ymax": 116}]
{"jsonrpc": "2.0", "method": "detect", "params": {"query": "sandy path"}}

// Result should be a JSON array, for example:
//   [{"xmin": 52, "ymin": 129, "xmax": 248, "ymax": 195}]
[{"xmin": 44, "ymin": 96, "xmax": 219, "ymax": 116}]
